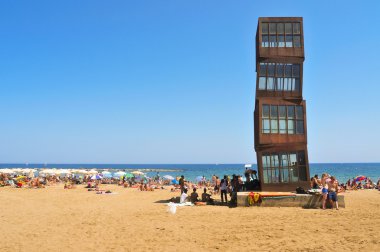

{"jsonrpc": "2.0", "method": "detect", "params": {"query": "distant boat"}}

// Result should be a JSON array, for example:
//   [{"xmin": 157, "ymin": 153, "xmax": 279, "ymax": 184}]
[{"xmin": 245, "ymin": 164, "xmax": 252, "ymax": 168}]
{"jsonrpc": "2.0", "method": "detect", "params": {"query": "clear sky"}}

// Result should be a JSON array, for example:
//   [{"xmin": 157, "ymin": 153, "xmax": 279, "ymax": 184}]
[{"xmin": 1, "ymin": 0, "xmax": 379, "ymax": 164}]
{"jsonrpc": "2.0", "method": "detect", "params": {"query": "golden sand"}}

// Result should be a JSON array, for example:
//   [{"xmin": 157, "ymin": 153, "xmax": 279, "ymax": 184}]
[{"xmin": 0, "ymin": 185, "xmax": 379, "ymax": 251}]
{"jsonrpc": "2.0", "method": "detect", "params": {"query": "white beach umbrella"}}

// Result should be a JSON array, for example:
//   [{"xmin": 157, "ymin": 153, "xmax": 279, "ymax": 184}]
[
  {"xmin": 131, "ymin": 171, "xmax": 144, "ymax": 175},
  {"xmin": 163, "ymin": 175, "xmax": 175, "ymax": 180},
  {"xmin": 0, "ymin": 169, "xmax": 15, "ymax": 174},
  {"xmin": 114, "ymin": 171, "xmax": 126, "ymax": 177},
  {"xmin": 88, "ymin": 170, "xmax": 98, "ymax": 175}
]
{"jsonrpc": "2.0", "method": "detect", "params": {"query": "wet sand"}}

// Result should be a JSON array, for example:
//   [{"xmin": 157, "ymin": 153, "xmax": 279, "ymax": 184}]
[{"xmin": 0, "ymin": 185, "xmax": 379, "ymax": 251}]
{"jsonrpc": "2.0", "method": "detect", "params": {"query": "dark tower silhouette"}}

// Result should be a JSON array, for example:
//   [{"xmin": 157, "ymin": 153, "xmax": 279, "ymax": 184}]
[{"xmin": 254, "ymin": 17, "xmax": 310, "ymax": 191}]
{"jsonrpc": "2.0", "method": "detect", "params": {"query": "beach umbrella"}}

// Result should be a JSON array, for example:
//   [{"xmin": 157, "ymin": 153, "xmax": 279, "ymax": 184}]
[
  {"xmin": 131, "ymin": 171, "xmax": 144, "ymax": 175},
  {"xmin": 114, "ymin": 171, "xmax": 126, "ymax": 177},
  {"xmin": 91, "ymin": 174, "xmax": 103, "ymax": 180},
  {"xmin": 354, "ymin": 175, "xmax": 366, "ymax": 182},
  {"xmin": 88, "ymin": 170, "xmax": 98, "ymax": 175},
  {"xmin": 171, "ymin": 179, "xmax": 179, "ymax": 185},
  {"xmin": 163, "ymin": 175, "xmax": 175, "ymax": 180},
  {"xmin": 195, "ymin": 176, "xmax": 204, "ymax": 182},
  {"xmin": 124, "ymin": 173, "xmax": 133, "ymax": 178},
  {"xmin": 0, "ymin": 169, "xmax": 15, "ymax": 174}
]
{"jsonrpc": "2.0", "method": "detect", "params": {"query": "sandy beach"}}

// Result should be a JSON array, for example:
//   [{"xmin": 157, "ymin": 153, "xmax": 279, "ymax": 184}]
[{"xmin": 0, "ymin": 185, "xmax": 379, "ymax": 252}]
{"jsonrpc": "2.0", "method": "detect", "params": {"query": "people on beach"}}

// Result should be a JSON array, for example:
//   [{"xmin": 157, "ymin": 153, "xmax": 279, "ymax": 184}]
[
  {"xmin": 310, "ymin": 174, "xmax": 321, "ymax": 189},
  {"xmin": 180, "ymin": 188, "xmax": 188, "ymax": 203},
  {"xmin": 327, "ymin": 176, "xmax": 339, "ymax": 210},
  {"xmin": 321, "ymin": 173, "xmax": 329, "ymax": 209},
  {"xmin": 190, "ymin": 188, "xmax": 199, "ymax": 203},
  {"xmin": 179, "ymin": 175, "xmax": 185, "ymax": 194},
  {"xmin": 220, "ymin": 177, "xmax": 228, "ymax": 204}
]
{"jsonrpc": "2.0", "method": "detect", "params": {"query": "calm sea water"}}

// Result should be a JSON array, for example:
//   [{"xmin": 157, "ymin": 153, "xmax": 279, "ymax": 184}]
[{"xmin": 1, "ymin": 163, "xmax": 379, "ymax": 183}]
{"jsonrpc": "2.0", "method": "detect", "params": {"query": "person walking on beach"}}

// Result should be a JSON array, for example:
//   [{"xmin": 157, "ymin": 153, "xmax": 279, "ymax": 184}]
[
  {"xmin": 179, "ymin": 175, "xmax": 185, "ymax": 194},
  {"xmin": 328, "ymin": 176, "xmax": 339, "ymax": 210},
  {"xmin": 220, "ymin": 177, "xmax": 228, "ymax": 204}
]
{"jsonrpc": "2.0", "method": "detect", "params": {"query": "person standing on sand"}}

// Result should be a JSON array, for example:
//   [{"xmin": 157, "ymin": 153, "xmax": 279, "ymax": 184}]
[
  {"xmin": 327, "ymin": 176, "xmax": 339, "ymax": 210},
  {"xmin": 321, "ymin": 173, "xmax": 329, "ymax": 209},
  {"xmin": 179, "ymin": 175, "xmax": 185, "ymax": 194},
  {"xmin": 220, "ymin": 178, "xmax": 228, "ymax": 204}
]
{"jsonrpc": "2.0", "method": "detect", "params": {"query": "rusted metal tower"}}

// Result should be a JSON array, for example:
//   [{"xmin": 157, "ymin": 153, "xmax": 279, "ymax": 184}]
[{"xmin": 254, "ymin": 17, "xmax": 310, "ymax": 191}]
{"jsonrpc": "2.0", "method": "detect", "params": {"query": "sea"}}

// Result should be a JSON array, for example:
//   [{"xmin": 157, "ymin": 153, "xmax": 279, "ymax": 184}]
[{"xmin": 1, "ymin": 163, "xmax": 380, "ymax": 183}]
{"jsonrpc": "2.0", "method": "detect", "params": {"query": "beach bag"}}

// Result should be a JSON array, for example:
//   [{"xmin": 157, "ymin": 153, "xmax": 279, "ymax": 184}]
[
  {"xmin": 296, "ymin": 187, "xmax": 307, "ymax": 194},
  {"xmin": 167, "ymin": 203, "xmax": 177, "ymax": 214}
]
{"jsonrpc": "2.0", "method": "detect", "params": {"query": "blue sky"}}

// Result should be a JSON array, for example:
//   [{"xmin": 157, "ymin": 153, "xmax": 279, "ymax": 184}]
[{"xmin": 0, "ymin": 0, "xmax": 379, "ymax": 164}]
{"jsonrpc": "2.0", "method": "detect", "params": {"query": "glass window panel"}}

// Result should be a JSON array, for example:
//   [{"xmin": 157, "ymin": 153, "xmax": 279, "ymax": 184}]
[
  {"xmin": 262, "ymin": 155, "xmax": 268, "ymax": 167},
  {"xmin": 269, "ymin": 23, "xmax": 276, "ymax": 34},
  {"xmin": 290, "ymin": 166, "xmax": 299, "ymax": 182},
  {"xmin": 278, "ymin": 35, "xmax": 285, "ymax": 47},
  {"xmin": 273, "ymin": 168, "xmax": 279, "ymax": 183},
  {"xmin": 289, "ymin": 153, "xmax": 297, "ymax": 165},
  {"xmin": 269, "ymin": 35, "xmax": 277, "ymax": 47},
  {"xmin": 279, "ymin": 119, "xmax": 287, "ymax": 134},
  {"xmin": 267, "ymin": 77, "xmax": 275, "ymax": 90},
  {"xmin": 262, "ymin": 23, "xmax": 268, "ymax": 34},
  {"xmin": 293, "ymin": 65, "xmax": 300, "ymax": 77},
  {"xmin": 294, "ymin": 35, "xmax": 301, "ymax": 47},
  {"xmin": 287, "ymin": 119, "xmax": 295, "ymax": 134},
  {"xmin": 285, "ymin": 35, "xmax": 293, "ymax": 47},
  {"xmin": 293, "ymin": 23, "xmax": 300, "ymax": 34},
  {"xmin": 287, "ymin": 106, "xmax": 295, "ymax": 119},
  {"xmin": 279, "ymin": 106, "xmax": 286, "ymax": 118},
  {"xmin": 276, "ymin": 78, "xmax": 283, "ymax": 90},
  {"xmin": 270, "ymin": 105, "xmax": 278, "ymax": 118},
  {"xmin": 263, "ymin": 168, "xmax": 269, "ymax": 183},
  {"xmin": 296, "ymin": 106, "xmax": 304, "ymax": 119},
  {"xmin": 259, "ymin": 77, "xmax": 266, "ymax": 90},
  {"xmin": 281, "ymin": 154, "xmax": 289, "ymax": 167},
  {"xmin": 296, "ymin": 120, "xmax": 304, "ymax": 134},
  {"xmin": 267, "ymin": 63, "xmax": 275, "ymax": 76},
  {"xmin": 271, "ymin": 119, "xmax": 278, "ymax": 133},
  {"xmin": 259, "ymin": 63, "xmax": 267, "ymax": 76},
  {"xmin": 281, "ymin": 167, "xmax": 289, "ymax": 183},
  {"xmin": 271, "ymin": 154, "xmax": 279, "ymax": 167},
  {"xmin": 285, "ymin": 23, "xmax": 292, "ymax": 34},
  {"xmin": 276, "ymin": 64, "xmax": 284, "ymax": 76},
  {"xmin": 285, "ymin": 64, "xmax": 292, "ymax": 77},
  {"xmin": 298, "ymin": 166, "xmax": 307, "ymax": 181},
  {"xmin": 294, "ymin": 78, "xmax": 300, "ymax": 92},
  {"xmin": 277, "ymin": 23, "xmax": 284, "ymax": 33},
  {"xmin": 262, "ymin": 35, "xmax": 269, "ymax": 47},
  {"xmin": 262, "ymin": 105, "xmax": 270, "ymax": 118},
  {"xmin": 262, "ymin": 119, "xmax": 270, "ymax": 133},
  {"xmin": 297, "ymin": 151, "xmax": 306, "ymax": 166},
  {"xmin": 291, "ymin": 78, "xmax": 295, "ymax": 91},
  {"xmin": 284, "ymin": 78, "xmax": 291, "ymax": 91}
]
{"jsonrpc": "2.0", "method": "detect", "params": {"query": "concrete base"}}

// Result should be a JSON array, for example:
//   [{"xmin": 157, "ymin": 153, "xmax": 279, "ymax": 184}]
[{"xmin": 237, "ymin": 192, "xmax": 345, "ymax": 208}]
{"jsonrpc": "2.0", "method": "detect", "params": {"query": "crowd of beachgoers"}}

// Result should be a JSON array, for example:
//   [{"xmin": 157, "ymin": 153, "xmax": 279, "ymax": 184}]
[{"xmin": 1, "ymin": 168, "xmax": 379, "ymax": 208}]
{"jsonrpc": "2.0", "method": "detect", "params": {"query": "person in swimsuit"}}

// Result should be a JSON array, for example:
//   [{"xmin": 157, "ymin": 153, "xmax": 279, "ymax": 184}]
[
  {"xmin": 327, "ymin": 176, "xmax": 339, "ymax": 210},
  {"xmin": 310, "ymin": 174, "xmax": 320, "ymax": 189},
  {"xmin": 321, "ymin": 173, "xmax": 329, "ymax": 210}
]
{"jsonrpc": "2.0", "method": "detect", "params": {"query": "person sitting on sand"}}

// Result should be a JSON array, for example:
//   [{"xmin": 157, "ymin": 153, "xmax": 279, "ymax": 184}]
[
  {"xmin": 190, "ymin": 188, "xmax": 199, "ymax": 203},
  {"xmin": 310, "ymin": 174, "xmax": 321, "ymax": 189},
  {"xmin": 201, "ymin": 188, "xmax": 214, "ymax": 204},
  {"xmin": 180, "ymin": 188, "xmax": 188, "ymax": 203},
  {"xmin": 328, "ymin": 176, "xmax": 339, "ymax": 210}
]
